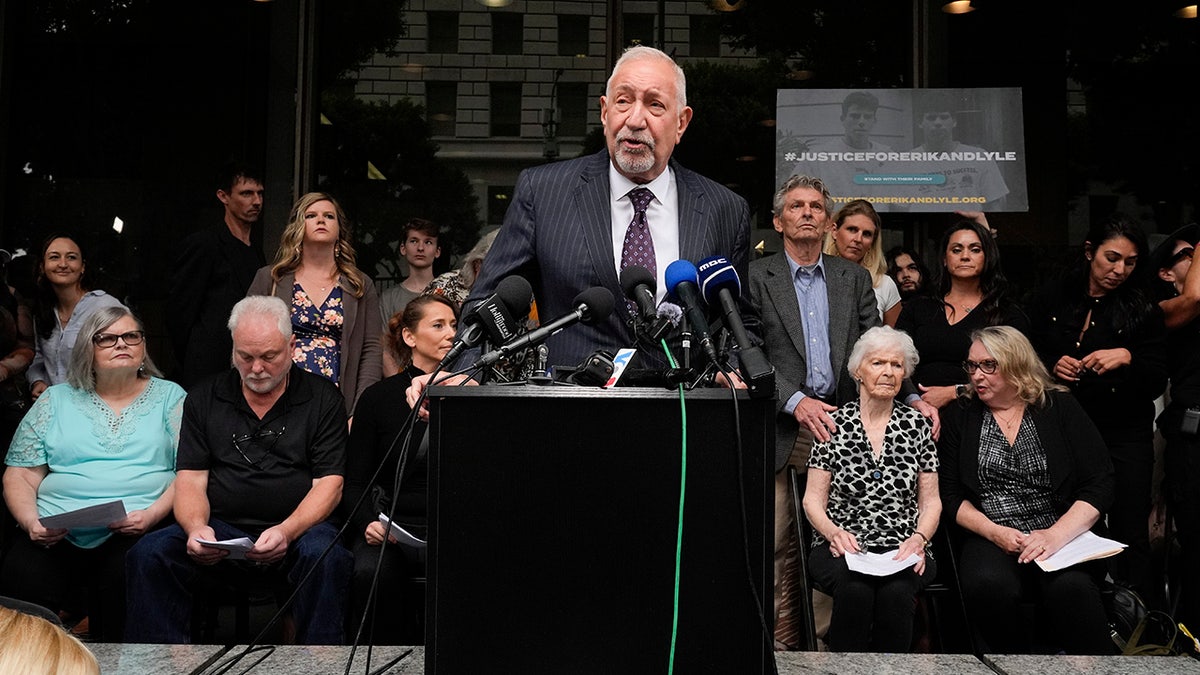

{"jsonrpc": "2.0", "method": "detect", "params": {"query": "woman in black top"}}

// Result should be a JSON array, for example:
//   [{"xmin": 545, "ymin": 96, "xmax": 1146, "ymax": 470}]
[
  {"xmin": 939, "ymin": 326, "xmax": 1114, "ymax": 654},
  {"xmin": 1026, "ymin": 213, "xmax": 1168, "ymax": 604},
  {"xmin": 896, "ymin": 219, "xmax": 1028, "ymax": 410},
  {"xmin": 340, "ymin": 294, "xmax": 458, "ymax": 644}
]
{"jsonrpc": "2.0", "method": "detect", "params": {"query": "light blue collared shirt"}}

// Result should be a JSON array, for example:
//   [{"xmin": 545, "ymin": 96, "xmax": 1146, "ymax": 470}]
[{"xmin": 782, "ymin": 253, "xmax": 833, "ymax": 415}]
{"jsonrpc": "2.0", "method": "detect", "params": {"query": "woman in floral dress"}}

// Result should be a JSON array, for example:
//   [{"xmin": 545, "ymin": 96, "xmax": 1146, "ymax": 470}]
[{"xmin": 249, "ymin": 192, "xmax": 381, "ymax": 418}]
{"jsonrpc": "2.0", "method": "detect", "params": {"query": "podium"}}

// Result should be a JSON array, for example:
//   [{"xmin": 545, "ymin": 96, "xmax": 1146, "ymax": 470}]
[{"xmin": 425, "ymin": 385, "xmax": 774, "ymax": 674}]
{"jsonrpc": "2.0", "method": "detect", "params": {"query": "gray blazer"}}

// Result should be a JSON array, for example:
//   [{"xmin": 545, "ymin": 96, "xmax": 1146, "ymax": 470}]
[
  {"xmin": 247, "ymin": 268, "xmax": 383, "ymax": 417},
  {"xmin": 748, "ymin": 252, "xmax": 880, "ymax": 471},
  {"xmin": 463, "ymin": 149, "xmax": 752, "ymax": 370}
]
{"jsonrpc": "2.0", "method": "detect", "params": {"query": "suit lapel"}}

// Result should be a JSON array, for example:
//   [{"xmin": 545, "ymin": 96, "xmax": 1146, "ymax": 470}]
[
  {"xmin": 825, "ymin": 259, "xmax": 853, "ymax": 384},
  {"xmin": 575, "ymin": 152, "xmax": 623, "ymax": 309},
  {"xmin": 765, "ymin": 253, "xmax": 808, "ymax": 365},
  {"xmin": 674, "ymin": 162, "xmax": 709, "ymax": 263}
]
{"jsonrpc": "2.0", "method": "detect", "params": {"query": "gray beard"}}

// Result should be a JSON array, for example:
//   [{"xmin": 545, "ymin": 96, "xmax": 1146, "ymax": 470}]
[{"xmin": 614, "ymin": 148, "xmax": 655, "ymax": 176}]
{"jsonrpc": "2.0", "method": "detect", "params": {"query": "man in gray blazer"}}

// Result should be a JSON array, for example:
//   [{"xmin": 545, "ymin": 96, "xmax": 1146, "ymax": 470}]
[
  {"xmin": 749, "ymin": 174, "xmax": 936, "ymax": 647},
  {"xmin": 458, "ymin": 45, "xmax": 751, "ymax": 372}
]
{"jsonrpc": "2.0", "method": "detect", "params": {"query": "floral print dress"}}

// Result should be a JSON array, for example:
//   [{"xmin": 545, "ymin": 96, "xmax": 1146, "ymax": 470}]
[{"xmin": 291, "ymin": 282, "xmax": 343, "ymax": 385}]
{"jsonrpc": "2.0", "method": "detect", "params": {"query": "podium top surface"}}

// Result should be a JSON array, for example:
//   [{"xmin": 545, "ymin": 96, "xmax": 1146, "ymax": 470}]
[{"xmin": 427, "ymin": 383, "xmax": 764, "ymax": 401}]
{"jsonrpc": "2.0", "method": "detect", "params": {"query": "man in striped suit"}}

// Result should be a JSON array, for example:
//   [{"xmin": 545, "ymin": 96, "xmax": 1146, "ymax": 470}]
[{"xmin": 457, "ymin": 45, "xmax": 752, "ymax": 372}]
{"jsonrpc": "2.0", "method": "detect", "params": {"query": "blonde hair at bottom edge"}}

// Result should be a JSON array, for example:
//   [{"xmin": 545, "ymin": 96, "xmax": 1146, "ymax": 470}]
[{"xmin": 0, "ymin": 606, "xmax": 100, "ymax": 675}]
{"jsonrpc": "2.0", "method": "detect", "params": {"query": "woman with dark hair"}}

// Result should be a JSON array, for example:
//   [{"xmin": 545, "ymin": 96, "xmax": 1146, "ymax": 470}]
[
  {"xmin": 27, "ymin": 234, "xmax": 125, "ymax": 400},
  {"xmin": 340, "ymin": 294, "xmax": 457, "ymax": 643},
  {"xmin": 939, "ymin": 326, "xmax": 1114, "ymax": 654},
  {"xmin": 1026, "ymin": 213, "xmax": 1167, "ymax": 603},
  {"xmin": 895, "ymin": 219, "xmax": 1028, "ymax": 410},
  {"xmin": 1, "ymin": 306, "xmax": 184, "ymax": 641},
  {"xmin": 248, "ymin": 192, "xmax": 382, "ymax": 417}
]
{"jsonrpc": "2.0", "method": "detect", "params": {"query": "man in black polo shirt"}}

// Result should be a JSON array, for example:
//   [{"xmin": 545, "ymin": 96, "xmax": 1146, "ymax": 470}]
[{"xmin": 126, "ymin": 295, "xmax": 351, "ymax": 644}]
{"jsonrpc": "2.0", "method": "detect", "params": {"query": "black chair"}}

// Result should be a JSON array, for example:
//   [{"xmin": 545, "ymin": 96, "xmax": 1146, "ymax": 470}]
[
  {"xmin": 191, "ymin": 566, "xmax": 291, "ymax": 644},
  {"xmin": 914, "ymin": 523, "xmax": 977, "ymax": 654},
  {"xmin": 786, "ymin": 465, "xmax": 819, "ymax": 650}
]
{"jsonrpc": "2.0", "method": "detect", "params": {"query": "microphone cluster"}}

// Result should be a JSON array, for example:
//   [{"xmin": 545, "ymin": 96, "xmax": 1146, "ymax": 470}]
[{"xmin": 620, "ymin": 257, "xmax": 775, "ymax": 398}]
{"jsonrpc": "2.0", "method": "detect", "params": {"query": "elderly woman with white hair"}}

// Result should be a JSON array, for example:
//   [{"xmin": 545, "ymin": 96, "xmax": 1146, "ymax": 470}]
[
  {"xmin": 0, "ymin": 305, "xmax": 185, "ymax": 641},
  {"xmin": 802, "ymin": 325, "xmax": 941, "ymax": 652}
]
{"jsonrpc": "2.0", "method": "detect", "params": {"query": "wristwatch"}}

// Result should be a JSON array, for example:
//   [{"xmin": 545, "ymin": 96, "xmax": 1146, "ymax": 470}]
[{"xmin": 955, "ymin": 384, "xmax": 967, "ymax": 397}]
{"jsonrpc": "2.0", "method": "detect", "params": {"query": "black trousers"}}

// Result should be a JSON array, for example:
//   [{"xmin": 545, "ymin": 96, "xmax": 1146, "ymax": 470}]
[
  {"xmin": 0, "ymin": 532, "xmax": 137, "ymax": 641},
  {"xmin": 957, "ymin": 532, "xmax": 1113, "ymax": 655},
  {"xmin": 347, "ymin": 536, "xmax": 424, "ymax": 645},
  {"xmin": 808, "ymin": 544, "xmax": 935, "ymax": 652},
  {"xmin": 1161, "ymin": 421, "xmax": 1200, "ymax": 630}
]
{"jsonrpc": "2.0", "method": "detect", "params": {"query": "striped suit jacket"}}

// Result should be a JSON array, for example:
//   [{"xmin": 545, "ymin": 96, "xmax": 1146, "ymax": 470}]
[{"xmin": 462, "ymin": 150, "xmax": 752, "ymax": 371}]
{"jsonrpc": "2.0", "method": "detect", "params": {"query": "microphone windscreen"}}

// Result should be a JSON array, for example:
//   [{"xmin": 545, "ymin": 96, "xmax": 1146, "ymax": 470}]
[
  {"xmin": 574, "ymin": 286, "xmax": 616, "ymax": 324},
  {"xmin": 698, "ymin": 255, "xmax": 741, "ymax": 305},
  {"xmin": 619, "ymin": 265, "xmax": 656, "ymax": 296},
  {"xmin": 657, "ymin": 301, "xmax": 683, "ymax": 325},
  {"xmin": 664, "ymin": 259, "xmax": 699, "ymax": 298},
  {"xmin": 494, "ymin": 275, "xmax": 534, "ymax": 315}
]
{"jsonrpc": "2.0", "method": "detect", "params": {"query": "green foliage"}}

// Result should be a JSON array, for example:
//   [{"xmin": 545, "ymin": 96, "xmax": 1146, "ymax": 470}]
[
  {"xmin": 319, "ymin": 0, "xmax": 408, "ymax": 85},
  {"xmin": 317, "ymin": 90, "xmax": 481, "ymax": 281}
]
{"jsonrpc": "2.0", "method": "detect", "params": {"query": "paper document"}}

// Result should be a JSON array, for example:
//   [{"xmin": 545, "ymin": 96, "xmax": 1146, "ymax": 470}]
[
  {"xmin": 843, "ymin": 549, "xmax": 920, "ymax": 577},
  {"xmin": 195, "ymin": 537, "xmax": 255, "ymax": 560},
  {"xmin": 39, "ymin": 500, "xmax": 126, "ymax": 529},
  {"xmin": 1036, "ymin": 531, "xmax": 1126, "ymax": 572},
  {"xmin": 378, "ymin": 513, "xmax": 427, "ymax": 549}
]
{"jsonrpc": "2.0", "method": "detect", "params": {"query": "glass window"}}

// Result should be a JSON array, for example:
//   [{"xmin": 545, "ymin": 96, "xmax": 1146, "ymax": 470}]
[
  {"xmin": 490, "ymin": 83, "xmax": 522, "ymax": 137},
  {"xmin": 557, "ymin": 83, "xmax": 589, "ymax": 138},
  {"xmin": 493, "ymin": 13, "xmax": 523, "ymax": 56},
  {"xmin": 622, "ymin": 13, "xmax": 654, "ymax": 48},
  {"xmin": 488, "ymin": 186, "xmax": 515, "ymax": 226},
  {"xmin": 427, "ymin": 11, "xmax": 458, "ymax": 53},
  {"xmin": 426, "ymin": 81, "xmax": 457, "ymax": 137},
  {"xmin": 689, "ymin": 15, "xmax": 721, "ymax": 58},
  {"xmin": 558, "ymin": 14, "xmax": 589, "ymax": 57}
]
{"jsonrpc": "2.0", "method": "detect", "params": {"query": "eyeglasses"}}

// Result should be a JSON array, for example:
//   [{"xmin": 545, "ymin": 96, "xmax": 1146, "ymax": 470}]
[
  {"xmin": 1169, "ymin": 247, "xmax": 1195, "ymax": 265},
  {"xmin": 962, "ymin": 359, "xmax": 999, "ymax": 375},
  {"xmin": 92, "ymin": 330, "xmax": 145, "ymax": 348},
  {"xmin": 232, "ymin": 426, "xmax": 285, "ymax": 467}
]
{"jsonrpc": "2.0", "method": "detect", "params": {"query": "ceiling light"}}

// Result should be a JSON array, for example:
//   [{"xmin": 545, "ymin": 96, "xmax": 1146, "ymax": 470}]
[{"xmin": 942, "ymin": 1, "xmax": 975, "ymax": 14}]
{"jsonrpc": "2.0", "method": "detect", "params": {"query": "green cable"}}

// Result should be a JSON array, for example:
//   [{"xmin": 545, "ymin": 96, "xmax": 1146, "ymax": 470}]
[{"xmin": 661, "ymin": 339, "xmax": 684, "ymax": 675}]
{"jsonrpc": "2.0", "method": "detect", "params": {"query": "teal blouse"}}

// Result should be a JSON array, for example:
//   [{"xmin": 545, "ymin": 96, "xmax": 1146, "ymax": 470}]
[{"xmin": 5, "ymin": 377, "xmax": 185, "ymax": 548}]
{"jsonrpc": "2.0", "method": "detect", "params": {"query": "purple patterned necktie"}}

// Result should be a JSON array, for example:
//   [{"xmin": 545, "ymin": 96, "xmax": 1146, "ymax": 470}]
[{"xmin": 620, "ymin": 187, "xmax": 656, "ymax": 279}]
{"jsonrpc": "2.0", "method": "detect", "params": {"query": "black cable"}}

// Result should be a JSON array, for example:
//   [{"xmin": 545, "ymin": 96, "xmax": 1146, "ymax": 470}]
[{"xmin": 716, "ymin": 360, "xmax": 778, "ymax": 675}]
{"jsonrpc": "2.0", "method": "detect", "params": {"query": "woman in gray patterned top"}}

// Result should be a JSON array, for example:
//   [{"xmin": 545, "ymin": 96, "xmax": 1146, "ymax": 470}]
[
  {"xmin": 802, "ymin": 325, "xmax": 940, "ymax": 652},
  {"xmin": 938, "ymin": 325, "xmax": 1115, "ymax": 654}
]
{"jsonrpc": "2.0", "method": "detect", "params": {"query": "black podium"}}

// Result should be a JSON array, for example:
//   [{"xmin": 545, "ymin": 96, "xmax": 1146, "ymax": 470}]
[{"xmin": 425, "ymin": 385, "xmax": 774, "ymax": 674}]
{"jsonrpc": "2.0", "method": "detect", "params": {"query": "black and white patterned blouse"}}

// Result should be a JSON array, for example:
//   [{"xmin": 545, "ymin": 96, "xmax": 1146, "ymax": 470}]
[
  {"xmin": 976, "ymin": 410, "xmax": 1059, "ymax": 532},
  {"xmin": 808, "ymin": 401, "xmax": 937, "ymax": 550}
]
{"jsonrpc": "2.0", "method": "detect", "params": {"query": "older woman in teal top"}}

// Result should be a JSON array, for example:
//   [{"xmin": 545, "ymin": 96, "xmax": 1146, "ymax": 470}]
[{"xmin": 0, "ymin": 306, "xmax": 183, "ymax": 641}]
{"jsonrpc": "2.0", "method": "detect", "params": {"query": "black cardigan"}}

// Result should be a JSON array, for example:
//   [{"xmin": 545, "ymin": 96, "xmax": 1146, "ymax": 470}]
[{"xmin": 937, "ymin": 390, "xmax": 1114, "ymax": 527}]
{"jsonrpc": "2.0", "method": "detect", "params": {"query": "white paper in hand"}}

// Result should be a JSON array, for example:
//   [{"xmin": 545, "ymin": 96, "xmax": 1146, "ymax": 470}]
[
  {"xmin": 39, "ymin": 500, "xmax": 127, "ymax": 529},
  {"xmin": 843, "ymin": 549, "xmax": 921, "ymax": 577},
  {"xmin": 195, "ymin": 537, "xmax": 255, "ymax": 560},
  {"xmin": 378, "ymin": 513, "xmax": 427, "ymax": 549}
]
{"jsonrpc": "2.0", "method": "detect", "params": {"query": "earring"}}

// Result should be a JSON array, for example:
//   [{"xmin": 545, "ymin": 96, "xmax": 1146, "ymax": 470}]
[{"xmin": 335, "ymin": 240, "xmax": 343, "ymax": 258}]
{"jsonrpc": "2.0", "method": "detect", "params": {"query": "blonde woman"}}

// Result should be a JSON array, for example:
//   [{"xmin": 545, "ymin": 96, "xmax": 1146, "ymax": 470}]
[
  {"xmin": 824, "ymin": 199, "xmax": 901, "ymax": 326},
  {"xmin": 248, "ymin": 192, "xmax": 382, "ymax": 417}
]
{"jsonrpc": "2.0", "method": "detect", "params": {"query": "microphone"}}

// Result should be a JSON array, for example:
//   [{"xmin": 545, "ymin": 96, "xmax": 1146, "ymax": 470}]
[
  {"xmin": 474, "ymin": 287, "xmax": 616, "ymax": 368},
  {"xmin": 619, "ymin": 265, "xmax": 657, "ymax": 324},
  {"xmin": 698, "ymin": 256, "xmax": 776, "ymax": 398},
  {"xmin": 664, "ymin": 260, "xmax": 718, "ymax": 363},
  {"xmin": 440, "ymin": 275, "xmax": 533, "ymax": 368}
]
